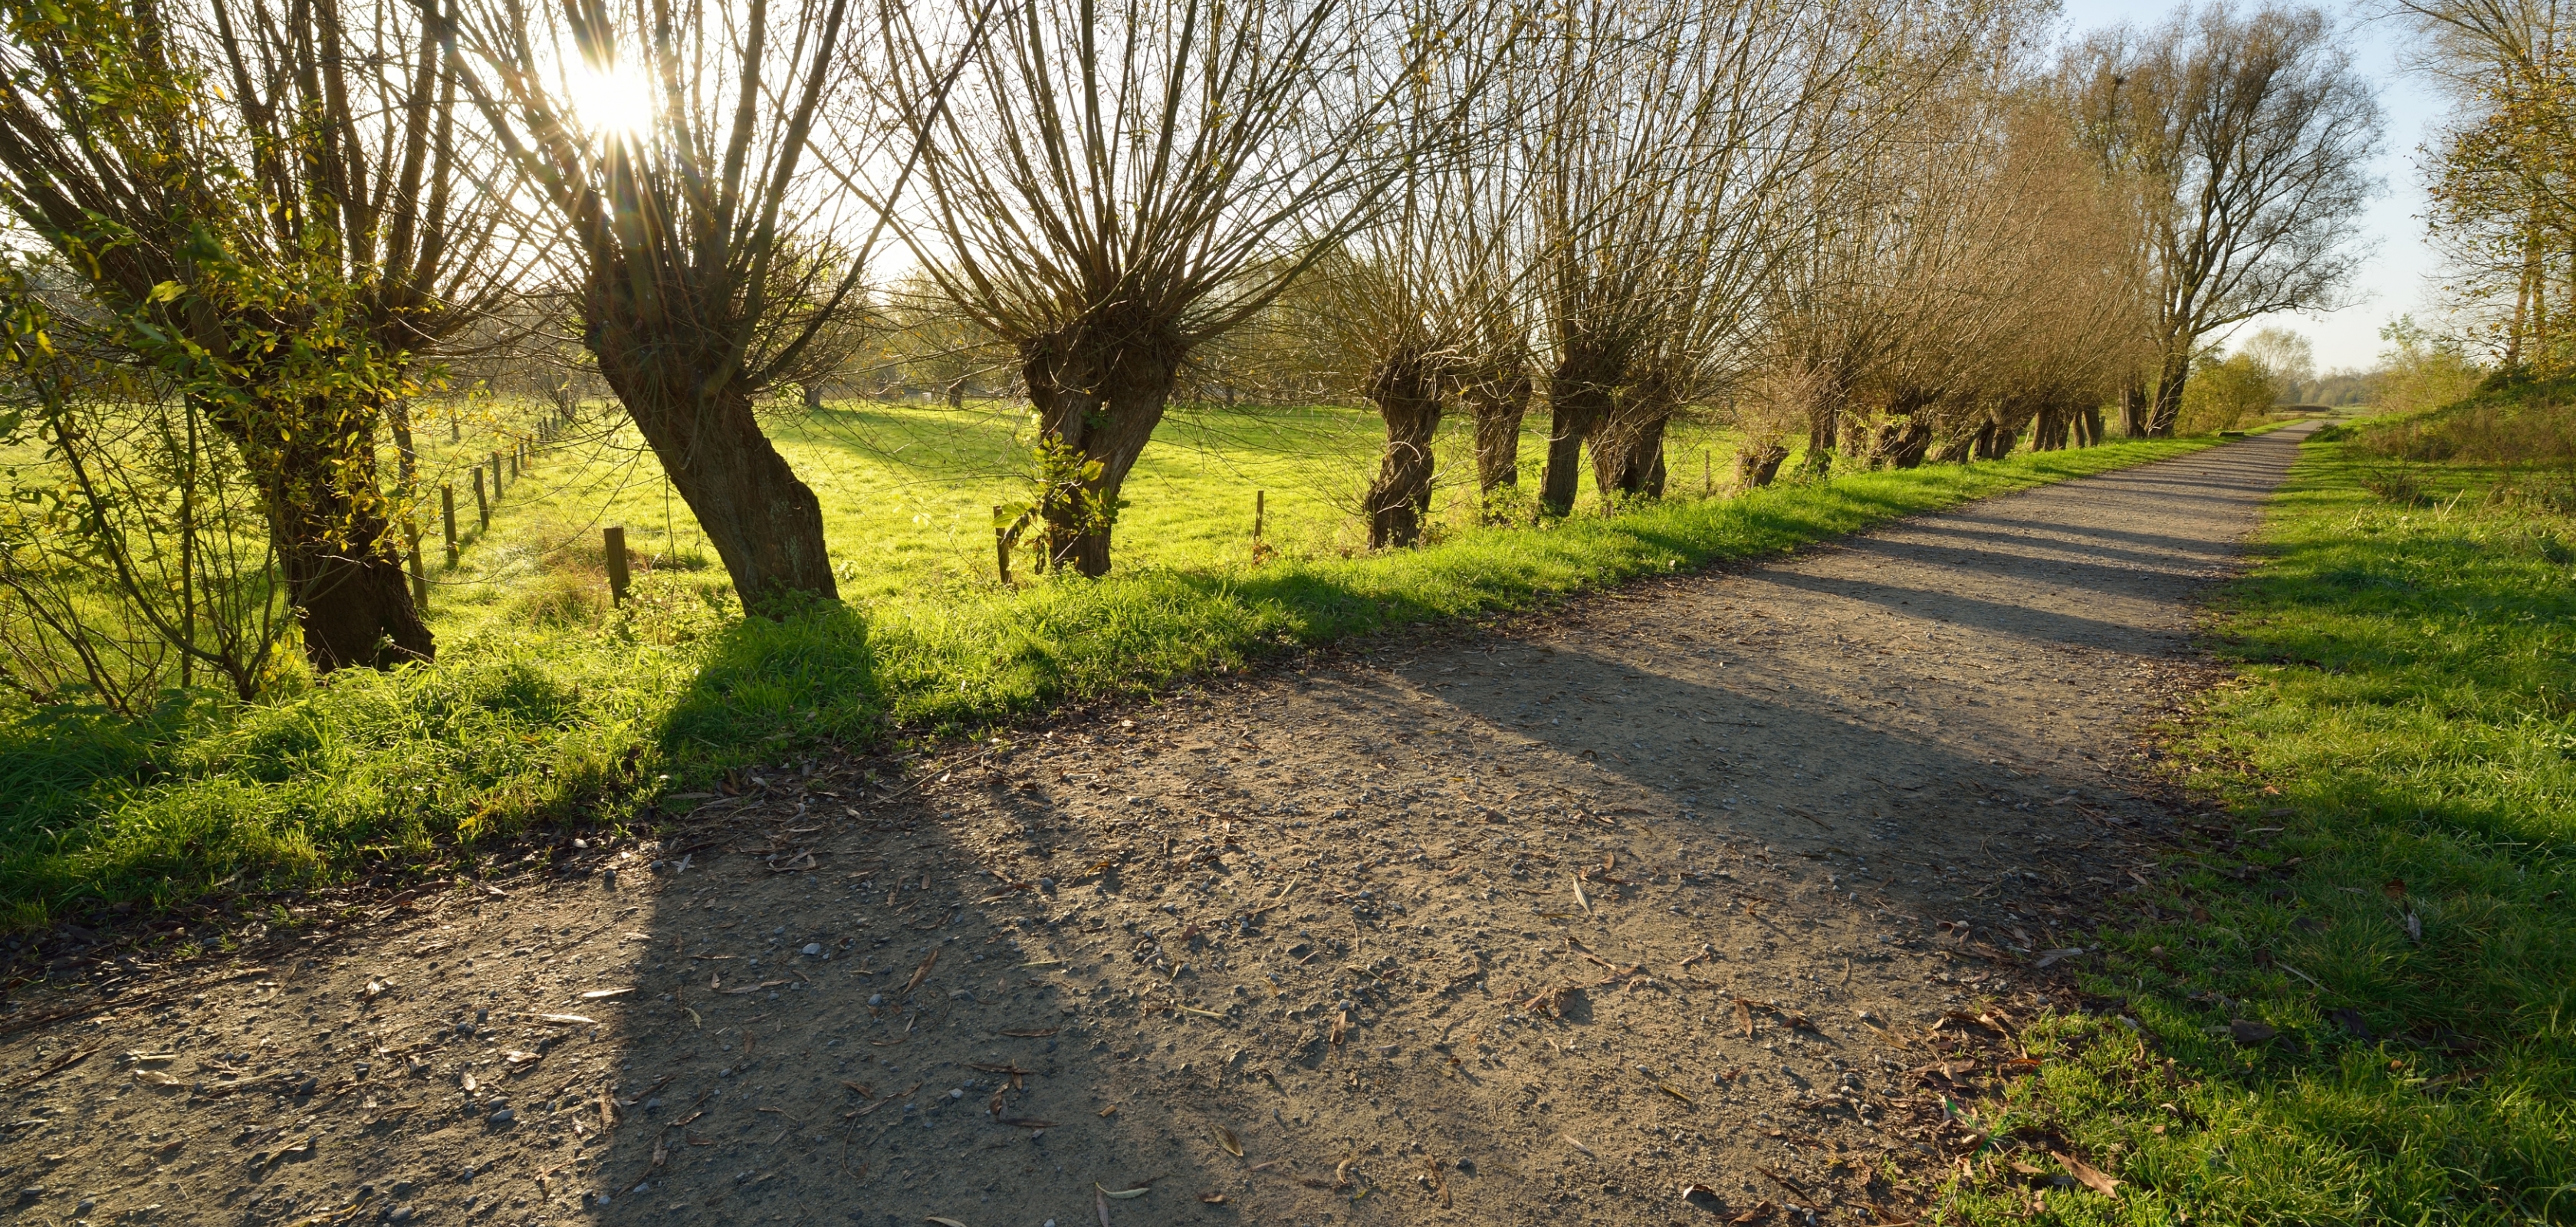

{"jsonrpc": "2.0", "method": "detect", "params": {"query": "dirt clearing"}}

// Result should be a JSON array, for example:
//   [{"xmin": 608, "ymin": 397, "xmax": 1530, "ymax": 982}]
[{"xmin": 0, "ymin": 427, "xmax": 2315, "ymax": 1227}]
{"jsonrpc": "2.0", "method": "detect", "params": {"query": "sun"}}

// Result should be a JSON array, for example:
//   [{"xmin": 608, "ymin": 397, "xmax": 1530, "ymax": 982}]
[{"xmin": 568, "ymin": 61, "xmax": 656, "ymax": 141}]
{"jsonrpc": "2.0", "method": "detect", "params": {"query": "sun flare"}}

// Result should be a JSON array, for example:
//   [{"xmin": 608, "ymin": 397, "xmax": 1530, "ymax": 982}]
[{"xmin": 568, "ymin": 61, "xmax": 656, "ymax": 140}]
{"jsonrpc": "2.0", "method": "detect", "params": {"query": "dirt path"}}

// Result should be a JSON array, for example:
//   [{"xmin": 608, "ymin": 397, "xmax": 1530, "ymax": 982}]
[{"xmin": 0, "ymin": 427, "xmax": 2316, "ymax": 1227}]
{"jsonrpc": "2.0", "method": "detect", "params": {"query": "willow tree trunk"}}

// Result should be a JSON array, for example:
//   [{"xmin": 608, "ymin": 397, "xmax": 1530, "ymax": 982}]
[
  {"xmin": 2147, "ymin": 349, "xmax": 2189, "ymax": 438},
  {"xmin": 1019, "ymin": 320, "xmax": 1185, "ymax": 577},
  {"xmin": 1364, "ymin": 352, "xmax": 1443, "ymax": 549},
  {"xmin": 1736, "ymin": 442, "xmax": 1789, "ymax": 487},
  {"xmin": 1465, "ymin": 356, "xmax": 1532, "ymax": 503},
  {"xmin": 1871, "ymin": 416, "xmax": 1934, "ymax": 469},
  {"xmin": 233, "ymin": 396, "xmax": 435, "ymax": 670},
  {"xmin": 1540, "ymin": 350, "xmax": 1618, "ymax": 517},
  {"xmin": 1590, "ymin": 411, "xmax": 1670, "ymax": 498},
  {"xmin": 2118, "ymin": 380, "xmax": 2150, "ymax": 439},
  {"xmin": 590, "ymin": 336, "xmax": 838, "ymax": 610},
  {"xmin": 1799, "ymin": 380, "xmax": 1846, "ymax": 479},
  {"xmin": 2029, "ymin": 404, "xmax": 2068, "ymax": 451}
]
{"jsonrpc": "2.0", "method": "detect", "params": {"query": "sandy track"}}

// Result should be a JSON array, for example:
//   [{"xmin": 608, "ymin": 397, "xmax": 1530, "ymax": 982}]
[{"xmin": 0, "ymin": 427, "xmax": 2314, "ymax": 1227}]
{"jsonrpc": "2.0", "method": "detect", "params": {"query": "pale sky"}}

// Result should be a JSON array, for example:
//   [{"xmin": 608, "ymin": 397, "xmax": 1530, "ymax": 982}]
[{"xmin": 2058, "ymin": 0, "xmax": 2448, "ymax": 373}]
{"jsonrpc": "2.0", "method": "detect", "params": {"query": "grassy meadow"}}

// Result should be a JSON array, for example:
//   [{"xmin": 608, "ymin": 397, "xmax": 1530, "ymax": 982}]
[
  {"xmin": 409, "ymin": 395, "xmax": 1751, "ymax": 629},
  {"xmin": 1949, "ymin": 428, "xmax": 2576, "ymax": 1226}
]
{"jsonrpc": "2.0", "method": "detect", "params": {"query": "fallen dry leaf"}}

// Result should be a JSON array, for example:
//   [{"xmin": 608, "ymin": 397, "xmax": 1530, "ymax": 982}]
[
  {"xmin": 2228, "ymin": 1019, "xmax": 2278, "ymax": 1044},
  {"xmin": 1730, "ymin": 1199, "xmax": 1779, "ymax": 1223},
  {"xmin": 2051, "ymin": 1150, "xmax": 2121, "ymax": 1197},
  {"xmin": 1099, "ymin": 1183, "xmax": 1152, "ymax": 1199},
  {"xmin": 534, "ymin": 1014, "xmax": 596, "ymax": 1025},
  {"xmin": 925, "ymin": 1218, "xmax": 969, "ymax": 1227},
  {"xmin": 132, "ymin": 1068, "xmax": 186, "ymax": 1087},
  {"xmin": 905, "ymin": 949, "xmax": 940, "ymax": 996},
  {"xmin": 579, "ymin": 989, "xmax": 633, "ymax": 1001},
  {"xmin": 1213, "ymin": 1124, "xmax": 1242, "ymax": 1156}
]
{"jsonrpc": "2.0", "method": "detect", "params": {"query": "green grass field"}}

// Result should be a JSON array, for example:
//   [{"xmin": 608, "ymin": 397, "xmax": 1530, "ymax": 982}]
[
  {"xmin": 1949, "ymin": 433, "xmax": 2576, "ymax": 1226},
  {"xmin": 409, "ymin": 396, "xmax": 1750, "ymax": 630},
  {"xmin": 0, "ymin": 398, "xmax": 2215, "ymax": 933}
]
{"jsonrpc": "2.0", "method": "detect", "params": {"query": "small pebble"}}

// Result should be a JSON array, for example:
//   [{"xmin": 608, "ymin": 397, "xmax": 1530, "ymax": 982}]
[
  {"xmin": 868, "ymin": 994, "xmax": 885, "ymax": 1007},
  {"xmin": 488, "ymin": 1108, "xmax": 514, "ymax": 1124},
  {"xmin": 802, "ymin": 943, "xmax": 823, "ymax": 956},
  {"xmin": 386, "ymin": 1208, "xmax": 414, "ymax": 1223}
]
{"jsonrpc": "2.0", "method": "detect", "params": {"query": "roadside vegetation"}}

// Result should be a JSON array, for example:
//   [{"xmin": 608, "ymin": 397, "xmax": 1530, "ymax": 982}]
[
  {"xmin": 0, "ymin": 432, "xmax": 2212, "ymax": 932},
  {"xmin": 1949, "ymin": 403, "xmax": 2575, "ymax": 1225}
]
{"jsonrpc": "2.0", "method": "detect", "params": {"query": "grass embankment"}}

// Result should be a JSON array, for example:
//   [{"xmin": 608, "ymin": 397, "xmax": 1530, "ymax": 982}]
[
  {"xmin": 1953, "ymin": 435, "xmax": 2575, "ymax": 1225},
  {"xmin": 0, "ymin": 431, "xmax": 2213, "ymax": 933}
]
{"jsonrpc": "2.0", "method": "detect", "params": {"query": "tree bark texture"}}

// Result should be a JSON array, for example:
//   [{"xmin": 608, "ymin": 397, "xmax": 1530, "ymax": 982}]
[
  {"xmin": 1799, "ymin": 379, "xmax": 1846, "ymax": 479},
  {"xmin": 2119, "ymin": 380, "xmax": 2150, "ymax": 439},
  {"xmin": 1869, "ymin": 415, "xmax": 1934, "ymax": 469},
  {"xmin": 1364, "ymin": 350, "xmax": 1443, "ymax": 548},
  {"xmin": 1539, "ymin": 349, "xmax": 1617, "ymax": 516},
  {"xmin": 223, "ymin": 394, "xmax": 435, "ymax": 671},
  {"xmin": 2147, "ymin": 347, "xmax": 2189, "ymax": 437},
  {"xmin": 1019, "ymin": 317, "xmax": 1186, "ymax": 577},
  {"xmin": 1736, "ymin": 442, "xmax": 1790, "ymax": 487},
  {"xmin": 590, "ymin": 330, "xmax": 839, "ymax": 609},
  {"xmin": 2029, "ymin": 404, "xmax": 2070, "ymax": 451},
  {"xmin": 1464, "ymin": 354, "xmax": 1532, "ymax": 500}
]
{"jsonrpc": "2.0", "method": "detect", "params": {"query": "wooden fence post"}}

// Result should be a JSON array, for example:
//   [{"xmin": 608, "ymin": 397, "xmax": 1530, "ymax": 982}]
[
  {"xmin": 405, "ymin": 524, "xmax": 428, "ymax": 607},
  {"xmin": 442, "ymin": 484, "xmax": 458, "ymax": 567},
  {"xmin": 1254, "ymin": 489, "xmax": 1265, "ymax": 543},
  {"xmin": 994, "ymin": 506, "xmax": 1011, "ymax": 585},
  {"xmin": 490, "ymin": 450, "xmax": 503, "ymax": 498},
  {"xmin": 473, "ymin": 467, "xmax": 489, "ymax": 529},
  {"xmin": 605, "ymin": 526, "xmax": 629, "ymax": 605}
]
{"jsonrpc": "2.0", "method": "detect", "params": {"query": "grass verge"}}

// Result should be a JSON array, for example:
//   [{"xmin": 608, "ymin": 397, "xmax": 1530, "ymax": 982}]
[
  {"xmin": 0, "ymin": 437, "xmax": 2213, "ymax": 930},
  {"xmin": 1949, "ymin": 436, "xmax": 2575, "ymax": 1225}
]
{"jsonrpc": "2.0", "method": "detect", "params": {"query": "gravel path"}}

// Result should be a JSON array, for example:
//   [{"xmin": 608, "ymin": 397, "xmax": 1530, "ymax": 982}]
[{"xmin": 0, "ymin": 426, "xmax": 2315, "ymax": 1227}]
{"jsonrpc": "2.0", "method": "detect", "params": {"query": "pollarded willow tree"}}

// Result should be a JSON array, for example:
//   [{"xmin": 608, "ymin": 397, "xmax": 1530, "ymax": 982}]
[
  {"xmin": 1296, "ymin": 18, "xmax": 1528, "ymax": 548},
  {"xmin": 1525, "ymin": 0, "xmax": 1881, "ymax": 515},
  {"xmin": 0, "ymin": 0, "xmax": 509, "ymax": 673},
  {"xmin": 440, "ymin": 0, "xmax": 894, "ymax": 607},
  {"xmin": 878, "ymin": 0, "xmax": 1495, "ymax": 576},
  {"xmin": 1743, "ymin": 0, "xmax": 2053, "ymax": 480},
  {"xmin": 1761, "ymin": 33, "xmax": 2154, "ymax": 475}
]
